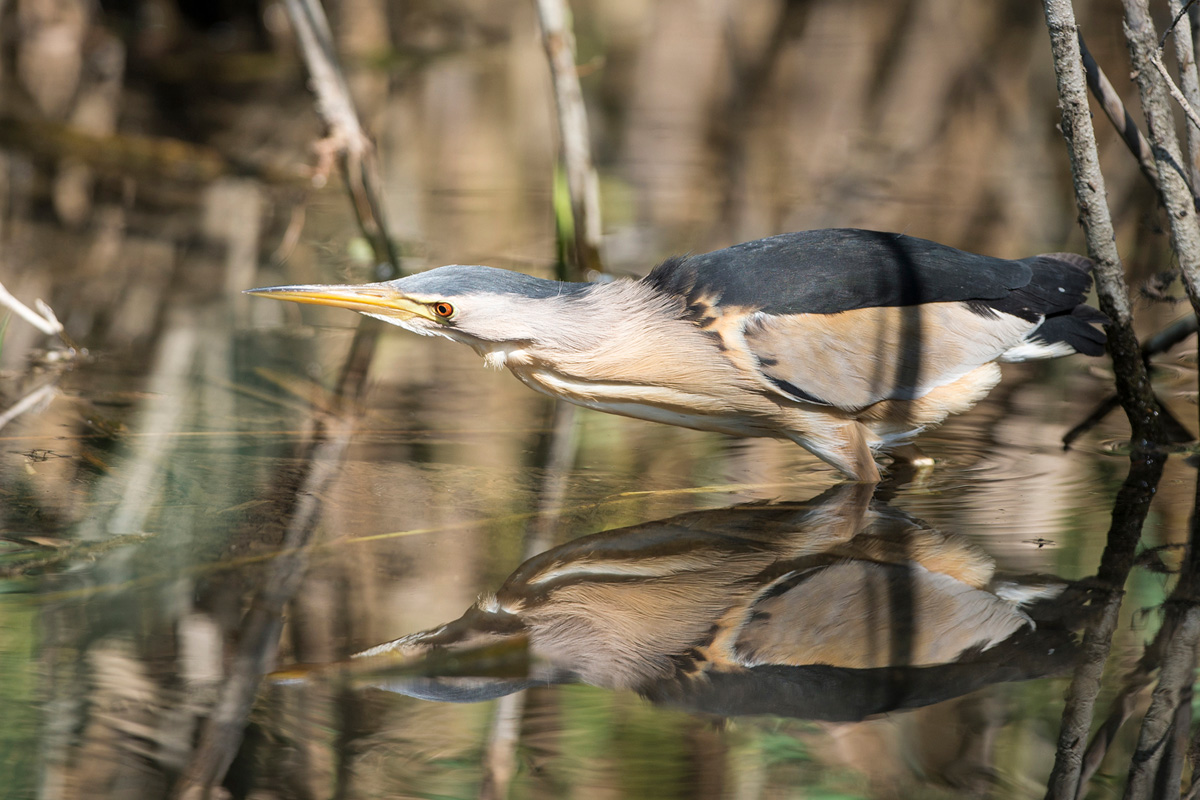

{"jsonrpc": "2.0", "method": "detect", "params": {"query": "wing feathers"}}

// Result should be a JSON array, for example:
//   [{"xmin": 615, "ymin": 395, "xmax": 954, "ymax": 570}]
[
  {"xmin": 642, "ymin": 229, "xmax": 1033, "ymax": 316},
  {"xmin": 744, "ymin": 304, "xmax": 1034, "ymax": 411}
]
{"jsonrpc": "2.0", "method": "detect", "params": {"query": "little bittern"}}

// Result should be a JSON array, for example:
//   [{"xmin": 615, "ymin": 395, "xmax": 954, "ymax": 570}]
[
  {"xmin": 249, "ymin": 229, "xmax": 1105, "ymax": 481},
  {"xmin": 285, "ymin": 486, "xmax": 1077, "ymax": 718}
]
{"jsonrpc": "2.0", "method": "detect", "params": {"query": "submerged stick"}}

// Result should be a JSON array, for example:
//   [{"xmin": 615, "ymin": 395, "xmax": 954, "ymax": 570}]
[
  {"xmin": 1122, "ymin": 466, "xmax": 1200, "ymax": 799},
  {"xmin": 1061, "ymin": 314, "xmax": 1198, "ymax": 448},
  {"xmin": 172, "ymin": 417, "xmax": 354, "ymax": 800},
  {"xmin": 0, "ymin": 382, "xmax": 57, "ymax": 433},
  {"xmin": 1043, "ymin": 447, "xmax": 1167, "ymax": 800},
  {"xmin": 1041, "ymin": 0, "xmax": 1167, "ymax": 445}
]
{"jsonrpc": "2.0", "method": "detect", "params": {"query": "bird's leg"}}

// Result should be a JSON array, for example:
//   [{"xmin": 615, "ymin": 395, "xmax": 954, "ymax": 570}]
[{"xmin": 789, "ymin": 420, "xmax": 881, "ymax": 483}]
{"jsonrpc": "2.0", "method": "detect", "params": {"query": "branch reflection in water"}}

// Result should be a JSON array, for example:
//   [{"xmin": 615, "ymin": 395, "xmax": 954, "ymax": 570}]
[{"xmin": 277, "ymin": 484, "xmax": 1085, "ymax": 722}]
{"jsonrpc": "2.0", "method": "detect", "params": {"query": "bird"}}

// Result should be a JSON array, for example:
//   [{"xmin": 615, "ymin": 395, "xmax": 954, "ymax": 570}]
[
  {"xmin": 272, "ymin": 486, "xmax": 1079, "ymax": 720},
  {"xmin": 248, "ymin": 228, "xmax": 1106, "ymax": 481}
]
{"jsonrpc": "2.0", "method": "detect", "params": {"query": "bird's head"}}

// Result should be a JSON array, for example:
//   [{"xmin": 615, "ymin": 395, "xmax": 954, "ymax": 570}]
[{"xmin": 248, "ymin": 265, "xmax": 588, "ymax": 351}]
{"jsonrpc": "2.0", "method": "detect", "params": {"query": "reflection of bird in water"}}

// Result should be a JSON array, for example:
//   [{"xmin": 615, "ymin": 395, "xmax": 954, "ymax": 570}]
[
  {"xmin": 316, "ymin": 486, "xmax": 1078, "ymax": 720},
  {"xmin": 248, "ymin": 229, "xmax": 1105, "ymax": 481}
]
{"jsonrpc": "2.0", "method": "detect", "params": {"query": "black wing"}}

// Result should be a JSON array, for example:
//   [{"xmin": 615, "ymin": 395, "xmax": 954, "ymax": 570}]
[{"xmin": 643, "ymin": 229, "xmax": 1046, "ymax": 315}]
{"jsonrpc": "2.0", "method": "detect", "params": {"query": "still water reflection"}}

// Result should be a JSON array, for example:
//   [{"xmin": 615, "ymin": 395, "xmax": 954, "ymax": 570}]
[
  {"xmin": 337, "ymin": 485, "xmax": 1081, "ymax": 722},
  {"xmin": 2, "ymin": 1, "xmax": 1199, "ymax": 797}
]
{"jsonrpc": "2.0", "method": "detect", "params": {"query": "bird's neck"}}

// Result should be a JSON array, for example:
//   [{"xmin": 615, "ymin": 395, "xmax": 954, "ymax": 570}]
[{"xmin": 476, "ymin": 279, "xmax": 682, "ymax": 374}]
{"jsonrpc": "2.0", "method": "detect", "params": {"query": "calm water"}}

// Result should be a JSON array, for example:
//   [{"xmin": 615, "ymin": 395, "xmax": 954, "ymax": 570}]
[{"xmin": 2, "ymin": 1, "xmax": 1199, "ymax": 798}]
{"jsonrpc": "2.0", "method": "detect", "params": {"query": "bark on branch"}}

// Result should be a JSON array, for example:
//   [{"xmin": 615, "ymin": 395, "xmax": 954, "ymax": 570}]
[{"xmin": 1041, "ymin": 0, "xmax": 1167, "ymax": 445}]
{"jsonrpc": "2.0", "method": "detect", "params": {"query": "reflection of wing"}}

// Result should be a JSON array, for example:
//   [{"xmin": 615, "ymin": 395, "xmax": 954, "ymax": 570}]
[
  {"xmin": 734, "ymin": 561, "xmax": 1031, "ymax": 670},
  {"xmin": 742, "ymin": 304, "xmax": 1033, "ymax": 410}
]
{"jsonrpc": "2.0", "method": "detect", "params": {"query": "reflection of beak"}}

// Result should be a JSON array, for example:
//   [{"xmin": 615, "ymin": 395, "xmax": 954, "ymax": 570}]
[{"xmin": 245, "ymin": 283, "xmax": 436, "ymax": 322}]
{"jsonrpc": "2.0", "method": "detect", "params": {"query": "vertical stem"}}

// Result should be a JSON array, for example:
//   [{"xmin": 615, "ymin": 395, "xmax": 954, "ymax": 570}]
[
  {"xmin": 1124, "ymin": 0, "xmax": 1200, "ymax": 322},
  {"xmin": 1041, "ymin": 0, "xmax": 1167, "ymax": 445},
  {"xmin": 1123, "ymin": 468, "xmax": 1200, "ymax": 798},
  {"xmin": 283, "ymin": 0, "xmax": 401, "ymax": 277},
  {"xmin": 1043, "ymin": 448, "xmax": 1167, "ymax": 800},
  {"xmin": 478, "ymin": 10, "xmax": 599, "ymax": 789},
  {"xmin": 1168, "ymin": 0, "xmax": 1200, "ymax": 196},
  {"xmin": 172, "ymin": 417, "xmax": 355, "ymax": 799},
  {"xmin": 533, "ymin": 0, "xmax": 603, "ymax": 277}
]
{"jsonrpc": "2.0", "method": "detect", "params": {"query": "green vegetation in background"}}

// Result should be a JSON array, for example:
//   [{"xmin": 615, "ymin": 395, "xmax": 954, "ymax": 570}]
[
  {"xmin": 547, "ymin": 686, "xmax": 692, "ymax": 799},
  {"xmin": 552, "ymin": 163, "xmax": 574, "ymax": 281},
  {"xmin": 0, "ymin": 604, "xmax": 39, "ymax": 799}
]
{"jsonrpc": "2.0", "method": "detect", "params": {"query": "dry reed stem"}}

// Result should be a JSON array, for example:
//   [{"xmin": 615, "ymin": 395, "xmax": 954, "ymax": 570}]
[
  {"xmin": 282, "ymin": 0, "xmax": 399, "ymax": 275},
  {"xmin": 0, "ymin": 279, "xmax": 63, "ymax": 336},
  {"xmin": 534, "ymin": 0, "xmax": 603, "ymax": 277}
]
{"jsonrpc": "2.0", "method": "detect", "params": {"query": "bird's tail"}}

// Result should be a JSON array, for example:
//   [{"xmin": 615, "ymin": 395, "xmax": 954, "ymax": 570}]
[{"xmin": 1000, "ymin": 252, "xmax": 1107, "ymax": 362}]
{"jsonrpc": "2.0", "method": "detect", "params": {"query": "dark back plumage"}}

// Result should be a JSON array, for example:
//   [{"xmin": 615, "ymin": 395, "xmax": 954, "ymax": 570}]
[{"xmin": 642, "ymin": 228, "xmax": 1106, "ymax": 356}]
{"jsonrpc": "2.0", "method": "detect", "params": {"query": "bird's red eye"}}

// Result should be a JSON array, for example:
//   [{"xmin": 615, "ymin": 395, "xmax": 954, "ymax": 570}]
[{"xmin": 433, "ymin": 302, "xmax": 455, "ymax": 319}]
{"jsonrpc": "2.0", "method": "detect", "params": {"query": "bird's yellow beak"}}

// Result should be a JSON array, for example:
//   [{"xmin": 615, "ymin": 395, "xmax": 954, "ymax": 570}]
[{"xmin": 245, "ymin": 283, "xmax": 438, "ymax": 322}]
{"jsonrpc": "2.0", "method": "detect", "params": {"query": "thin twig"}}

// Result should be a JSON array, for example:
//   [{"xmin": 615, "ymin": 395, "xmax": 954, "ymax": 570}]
[
  {"xmin": 1160, "ymin": 0, "xmax": 1200, "ymax": 49},
  {"xmin": 0, "ymin": 279, "xmax": 63, "ymax": 336},
  {"xmin": 1150, "ymin": 48, "xmax": 1200, "ymax": 131},
  {"xmin": 1061, "ymin": 314, "xmax": 1199, "ymax": 448}
]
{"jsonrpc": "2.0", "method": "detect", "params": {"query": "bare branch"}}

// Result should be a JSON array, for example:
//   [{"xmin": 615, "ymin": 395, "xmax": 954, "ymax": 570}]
[
  {"xmin": 1165, "ymin": 0, "xmax": 1200, "ymax": 195},
  {"xmin": 1161, "ymin": 0, "xmax": 1200, "ymax": 48},
  {"xmin": 1040, "ymin": 0, "xmax": 1167, "ymax": 445},
  {"xmin": 1150, "ymin": 48, "xmax": 1200, "ymax": 132},
  {"xmin": 1078, "ymin": 34, "xmax": 1160, "ymax": 189},
  {"xmin": 282, "ymin": 0, "xmax": 400, "ymax": 275},
  {"xmin": 1124, "ymin": 0, "xmax": 1200, "ymax": 329}
]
